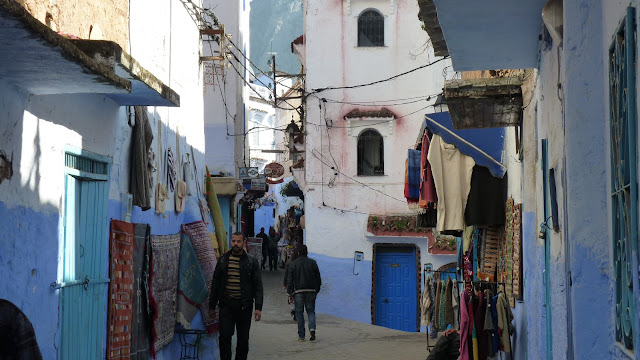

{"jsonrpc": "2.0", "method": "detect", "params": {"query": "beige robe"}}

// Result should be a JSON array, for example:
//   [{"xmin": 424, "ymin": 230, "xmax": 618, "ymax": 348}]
[{"xmin": 427, "ymin": 135, "xmax": 476, "ymax": 232}]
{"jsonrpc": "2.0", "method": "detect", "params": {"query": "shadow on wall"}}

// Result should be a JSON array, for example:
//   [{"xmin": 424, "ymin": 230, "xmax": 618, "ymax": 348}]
[{"xmin": 0, "ymin": 86, "xmax": 61, "ymax": 359}]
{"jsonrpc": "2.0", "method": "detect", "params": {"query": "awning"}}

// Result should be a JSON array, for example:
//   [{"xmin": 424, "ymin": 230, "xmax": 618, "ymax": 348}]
[
  {"xmin": 430, "ymin": 0, "xmax": 547, "ymax": 71},
  {"xmin": 0, "ymin": 0, "xmax": 179, "ymax": 106},
  {"xmin": 423, "ymin": 112, "xmax": 506, "ymax": 178},
  {"xmin": 211, "ymin": 177, "xmax": 239, "ymax": 196}
]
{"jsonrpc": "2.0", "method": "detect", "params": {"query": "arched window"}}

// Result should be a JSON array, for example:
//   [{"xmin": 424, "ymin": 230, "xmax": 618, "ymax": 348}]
[
  {"xmin": 357, "ymin": 129, "xmax": 384, "ymax": 175},
  {"xmin": 358, "ymin": 10, "xmax": 384, "ymax": 47}
]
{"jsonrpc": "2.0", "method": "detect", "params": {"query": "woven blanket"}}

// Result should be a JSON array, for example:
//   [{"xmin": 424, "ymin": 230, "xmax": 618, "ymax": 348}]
[
  {"xmin": 176, "ymin": 233, "xmax": 208, "ymax": 329},
  {"xmin": 131, "ymin": 224, "xmax": 151, "ymax": 360},
  {"xmin": 107, "ymin": 220, "xmax": 135, "ymax": 360},
  {"xmin": 182, "ymin": 220, "xmax": 218, "ymax": 333},
  {"xmin": 149, "ymin": 233, "xmax": 181, "ymax": 357}
]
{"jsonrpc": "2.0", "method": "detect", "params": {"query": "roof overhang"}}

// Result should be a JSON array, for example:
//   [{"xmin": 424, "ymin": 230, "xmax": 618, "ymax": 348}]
[
  {"xmin": 416, "ymin": 0, "xmax": 448, "ymax": 57},
  {"xmin": 0, "ymin": 0, "xmax": 179, "ymax": 106},
  {"xmin": 431, "ymin": 0, "xmax": 547, "ymax": 71},
  {"xmin": 445, "ymin": 77, "xmax": 522, "ymax": 129}
]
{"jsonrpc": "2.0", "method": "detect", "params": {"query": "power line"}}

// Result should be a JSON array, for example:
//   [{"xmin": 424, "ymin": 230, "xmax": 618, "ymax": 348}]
[
  {"xmin": 310, "ymin": 147, "xmax": 406, "ymax": 203},
  {"xmin": 310, "ymin": 56, "xmax": 450, "ymax": 94}
]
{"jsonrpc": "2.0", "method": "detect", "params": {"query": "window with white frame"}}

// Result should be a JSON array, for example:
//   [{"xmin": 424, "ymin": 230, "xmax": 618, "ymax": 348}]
[
  {"xmin": 358, "ymin": 9, "xmax": 384, "ymax": 47},
  {"xmin": 609, "ymin": 6, "xmax": 637, "ymax": 352},
  {"xmin": 357, "ymin": 129, "xmax": 384, "ymax": 175}
]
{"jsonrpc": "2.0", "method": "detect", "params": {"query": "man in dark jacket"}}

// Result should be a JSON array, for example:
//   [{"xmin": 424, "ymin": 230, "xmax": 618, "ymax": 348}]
[
  {"xmin": 286, "ymin": 245, "xmax": 321, "ymax": 341},
  {"xmin": 256, "ymin": 227, "xmax": 271, "ymax": 270},
  {"xmin": 209, "ymin": 232, "xmax": 263, "ymax": 360}
]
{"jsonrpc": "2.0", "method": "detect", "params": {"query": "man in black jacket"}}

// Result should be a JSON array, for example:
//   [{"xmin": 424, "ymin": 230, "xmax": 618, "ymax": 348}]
[
  {"xmin": 209, "ymin": 232, "xmax": 263, "ymax": 360},
  {"xmin": 286, "ymin": 245, "xmax": 321, "ymax": 341}
]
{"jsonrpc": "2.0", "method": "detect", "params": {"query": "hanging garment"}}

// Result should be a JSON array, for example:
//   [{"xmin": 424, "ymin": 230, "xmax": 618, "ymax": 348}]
[
  {"xmin": 155, "ymin": 120, "xmax": 169, "ymax": 217},
  {"xmin": 130, "ymin": 106, "xmax": 154, "ymax": 210},
  {"xmin": 464, "ymin": 165, "xmax": 508, "ymax": 226},
  {"xmin": 490, "ymin": 295, "xmax": 500, "ymax": 353},
  {"xmin": 419, "ymin": 131, "xmax": 438, "ymax": 207},
  {"xmin": 469, "ymin": 295, "xmax": 478, "ymax": 360},
  {"xmin": 496, "ymin": 292, "xmax": 514, "ymax": 353},
  {"xmin": 463, "ymin": 225, "xmax": 474, "ymax": 254},
  {"xmin": 444, "ymin": 278, "xmax": 454, "ymax": 327},
  {"xmin": 407, "ymin": 149, "xmax": 421, "ymax": 202},
  {"xmin": 205, "ymin": 167, "xmax": 228, "ymax": 253},
  {"xmin": 483, "ymin": 290, "xmax": 497, "ymax": 359},
  {"xmin": 175, "ymin": 130, "xmax": 187, "ymax": 213},
  {"xmin": 459, "ymin": 290, "xmax": 471, "ymax": 360},
  {"xmin": 452, "ymin": 283, "xmax": 460, "ymax": 329},
  {"xmin": 438, "ymin": 279, "xmax": 447, "ymax": 330},
  {"xmin": 474, "ymin": 291, "xmax": 488, "ymax": 360},
  {"xmin": 421, "ymin": 277, "xmax": 434, "ymax": 326},
  {"xmin": 434, "ymin": 280, "xmax": 442, "ymax": 329},
  {"xmin": 427, "ymin": 135, "xmax": 476, "ymax": 232},
  {"xmin": 404, "ymin": 158, "xmax": 410, "ymax": 201}
]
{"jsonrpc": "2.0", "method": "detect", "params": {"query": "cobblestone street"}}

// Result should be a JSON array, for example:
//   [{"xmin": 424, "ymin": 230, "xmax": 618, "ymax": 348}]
[{"xmin": 248, "ymin": 268, "xmax": 429, "ymax": 360}]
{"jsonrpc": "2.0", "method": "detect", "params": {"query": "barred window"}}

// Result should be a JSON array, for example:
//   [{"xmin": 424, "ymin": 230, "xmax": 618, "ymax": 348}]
[
  {"xmin": 610, "ymin": 6, "xmax": 637, "ymax": 351},
  {"xmin": 358, "ymin": 10, "xmax": 384, "ymax": 47},
  {"xmin": 357, "ymin": 129, "xmax": 384, "ymax": 176}
]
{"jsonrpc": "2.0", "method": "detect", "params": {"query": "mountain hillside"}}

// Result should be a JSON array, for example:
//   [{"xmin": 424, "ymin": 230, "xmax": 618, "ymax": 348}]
[{"xmin": 250, "ymin": 0, "xmax": 303, "ymax": 76}]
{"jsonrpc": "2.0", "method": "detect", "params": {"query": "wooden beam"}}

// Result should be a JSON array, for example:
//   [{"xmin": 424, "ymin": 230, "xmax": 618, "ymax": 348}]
[
  {"xmin": 200, "ymin": 29, "xmax": 224, "ymax": 36},
  {"xmin": 200, "ymin": 56, "xmax": 224, "ymax": 61}
]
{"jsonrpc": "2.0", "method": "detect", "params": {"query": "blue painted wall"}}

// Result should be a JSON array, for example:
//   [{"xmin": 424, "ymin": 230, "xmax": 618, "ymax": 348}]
[
  {"xmin": 564, "ymin": 1, "xmax": 616, "ymax": 359},
  {"xmin": 312, "ymin": 253, "xmax": 373, "ymax": 324},
  {"xmin": 253, "ymin": 202, "xmax": 275, "ymax": 236},
  {"xmin": 0, "ymin": 202, "xmax": 60, "ymax": 360}
]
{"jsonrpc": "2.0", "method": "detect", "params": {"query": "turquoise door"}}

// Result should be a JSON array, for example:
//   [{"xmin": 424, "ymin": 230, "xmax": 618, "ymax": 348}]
[
  {"xmin": 375, "ymin": 247, "xmax": 417, "ymax": 332},
  {"xmin": 59, "ymin": 152, "xmax": 110, "ymax": 359}
]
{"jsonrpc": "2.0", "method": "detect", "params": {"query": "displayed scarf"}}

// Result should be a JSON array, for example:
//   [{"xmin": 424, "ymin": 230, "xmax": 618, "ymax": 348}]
[
  {"xmin": 182, "ymin": 221, "xmax": 218, "ymax": 333},
  {"xmin": 130, "ymin": 106, "xmax": 154, "ymax": 210},
  {"xmin": 438, "ymin": 278, "xmax": 447, "ymax": 330},
  {"xmin": 176, "ymin": 234, "xmax": 208, "ymax": 329},
  {"xmin": 107, "ymin": 220, "xmax": 136, "ymax": 360},
  {"xmin": 444, "ymin": 278, "xmax": 454, "ymax": 327},
  {"xmin": 149, "ymin": 234, "xmax": 181, "ymax": 357},
  {"xmin": 434, "ymin": 280, "xmax": 442, "ymax": 329},
  {"xmin": 407, "ymin": 149, "xmax": 421, "ymax": 201},
  {"xmin": 459, "ymin": 291, "xmax": 470, "ymax": 360},
  {"xmin": 131, "ymin": 224, "xmax": 151, "ymax": 360}
]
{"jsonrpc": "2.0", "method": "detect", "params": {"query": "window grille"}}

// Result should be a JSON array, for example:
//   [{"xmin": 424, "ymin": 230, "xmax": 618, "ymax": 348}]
[
  {"xmin": 65, "ymin": 153, "xmax": 108, "ymax": 175},
  {"xmin": 610, "ymin": 7, "xmax": 637, "ymax": 351},
  {"xmin": 358, "ymin": 10, "xmax": 384, "ymax": 47},
  {"xmin": 357, "ymin": 129, "xmax": 384, "ymax": 176}
]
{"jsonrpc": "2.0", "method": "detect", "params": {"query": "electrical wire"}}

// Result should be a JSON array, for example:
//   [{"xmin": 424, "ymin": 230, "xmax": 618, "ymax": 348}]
[
  {"xmin": 310, "ymin": 56, "xmax": 450, "ymax": 94},
  {"xmin": 310, "ymin": 147, "xmax": 406, "ymax": 203}
]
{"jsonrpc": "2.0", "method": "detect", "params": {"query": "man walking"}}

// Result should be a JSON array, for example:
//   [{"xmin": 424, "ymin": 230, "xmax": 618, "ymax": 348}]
[
  {"xmin": 256, "ymin": 227, "xmax": 271, "ymax": 270},
  {"xmin": 286, "ymin": 245, "xmax": 321, "ymax": 341},
  {"xmin": 209, "ymin": 232, "xmax": 263, "ymax": 360}
]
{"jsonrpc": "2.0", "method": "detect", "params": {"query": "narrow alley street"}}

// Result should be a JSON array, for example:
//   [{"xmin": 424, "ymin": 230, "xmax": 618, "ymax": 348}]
[{"xmin": 250, "ymin": 269, "xmax": 429, "ymax": 360}]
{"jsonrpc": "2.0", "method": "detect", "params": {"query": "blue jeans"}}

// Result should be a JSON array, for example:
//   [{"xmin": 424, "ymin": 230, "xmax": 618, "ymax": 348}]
[{"xmin": 294, "ymin": 292, "xmax": 316, "ymax": 339}]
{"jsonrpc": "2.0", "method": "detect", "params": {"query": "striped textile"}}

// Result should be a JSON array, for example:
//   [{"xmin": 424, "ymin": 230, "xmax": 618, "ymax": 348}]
[{"xmin": 224, "ymin": 255, "xmax": 242, "ymax": 299}]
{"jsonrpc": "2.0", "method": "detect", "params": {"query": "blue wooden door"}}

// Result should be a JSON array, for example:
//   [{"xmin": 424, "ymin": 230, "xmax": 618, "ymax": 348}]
[
  {"xmin": 59, "ymin": 152, "xmax": 110, "ymax": 359},
  {"xmin": 375, "ymin": 248, "xmax": 417, "ymax": 332}
]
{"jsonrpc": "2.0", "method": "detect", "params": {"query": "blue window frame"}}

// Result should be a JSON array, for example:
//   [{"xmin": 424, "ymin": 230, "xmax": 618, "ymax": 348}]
[{"xmin": 609, "ymin": 7, "xmax": 637, "ymax": 351}]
